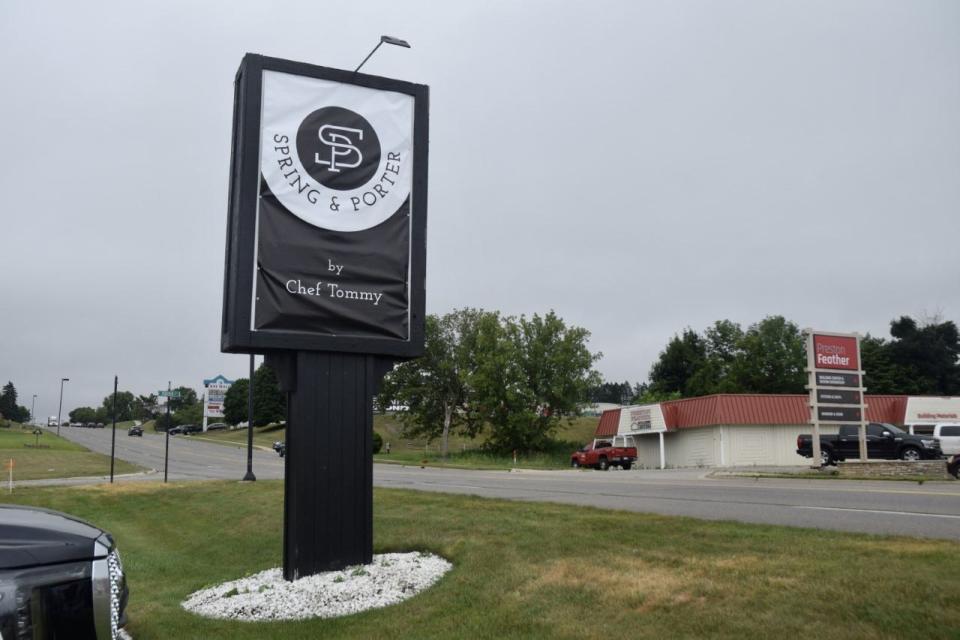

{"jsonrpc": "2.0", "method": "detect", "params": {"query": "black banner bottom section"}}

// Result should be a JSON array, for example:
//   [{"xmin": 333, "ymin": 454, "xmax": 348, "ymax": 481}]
[{"xmin": 253, "ymin": 181, "xmax": 410, "ymax": 340}]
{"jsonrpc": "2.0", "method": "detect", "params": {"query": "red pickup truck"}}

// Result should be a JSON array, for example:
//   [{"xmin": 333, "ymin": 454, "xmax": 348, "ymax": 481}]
[{"xmin": 571, "ymin": 438, "xmax": 638, "ymax": 470}]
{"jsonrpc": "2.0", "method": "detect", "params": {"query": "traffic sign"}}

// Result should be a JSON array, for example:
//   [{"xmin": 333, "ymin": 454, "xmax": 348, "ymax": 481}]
[{"xmin": 158, "ymin": 390, "xmax": 181, "ymax": 399}]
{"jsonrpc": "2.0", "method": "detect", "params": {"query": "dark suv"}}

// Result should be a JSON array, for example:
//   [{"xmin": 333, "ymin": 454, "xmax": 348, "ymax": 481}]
[{"xmin": 0, "ymin": 505, "xmax": 129, "ymax": 639}]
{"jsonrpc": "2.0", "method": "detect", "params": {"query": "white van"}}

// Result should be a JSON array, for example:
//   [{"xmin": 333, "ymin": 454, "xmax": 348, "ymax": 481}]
[{"xmin": 933, "ymin": 423, "xmax": 960, "ymax": 456}]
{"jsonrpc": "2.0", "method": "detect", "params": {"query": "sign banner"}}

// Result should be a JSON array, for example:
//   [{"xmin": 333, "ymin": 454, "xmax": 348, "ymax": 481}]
[
  {"xmin": 816, "ymin": 389, "xmax": 862, "ymax": 406},
  {"xmin": 817, "ymin": 406, "xmax": 862, "ymax": 423},
  {"xmin": 815, "ymin": 371, "xmax": 860, "ymax": 388},
  {"xmin": 222, "ymin": 55, "xmax": 429, "ymax": 357},
  {"xmin": 812, "ymin": 334, "xmax": 859, "ymax": 371},
  {"xmin": 629, "ymin": 407, "xmax": 652, "ymax": 431}
]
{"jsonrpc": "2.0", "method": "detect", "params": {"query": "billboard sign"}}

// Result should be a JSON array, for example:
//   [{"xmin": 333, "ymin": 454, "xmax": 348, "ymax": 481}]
[
  {"xmin": 221, "ymin": 54, "xmax": 429, "ymax": 357},
  {"xmin": 203, "ymin": 375, "xmax": 233, "ymax": 419},
  {"xmin": 805, "ymin": 329, "xmax": 868, "ymax": 462}
]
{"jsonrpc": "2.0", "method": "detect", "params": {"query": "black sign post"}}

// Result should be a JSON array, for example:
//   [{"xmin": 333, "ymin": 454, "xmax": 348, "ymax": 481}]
[{"xmin": 222, "ymin": 54, "xmax": 428, "ymax": 580}]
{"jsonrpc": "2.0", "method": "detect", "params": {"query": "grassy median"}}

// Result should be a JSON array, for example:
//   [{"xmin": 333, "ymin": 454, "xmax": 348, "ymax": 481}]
[
  {"xmin": 3, "ymin": 480, "xmax": 958, "ymax": 639},
  {"xmin": 195, "ymin": 414, "xmax": 601, "ymax": 470},
  {"xmin": 0, "ymin": 425, "xmax": 142, "ymax": 481}
]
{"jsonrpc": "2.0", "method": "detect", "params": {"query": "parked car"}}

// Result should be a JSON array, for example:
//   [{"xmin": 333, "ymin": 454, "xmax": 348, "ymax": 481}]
[
  {"xmin": 797, "ymin": 423, "xmax": 943, "ymax": 465},
  {"xmin": 932, "ymin": 423, "xmax": 960, "ymax": 456},
  {"xmin": 0, "ymin": 505, "xmax": 129, "ymax": 639},
  {"xmin": 571, "ymin": 437, "xmax": 637, "ymax": 470},
  {"xmin": 167, "ymin": 426, "xmax": 184, "ymax": 436},
  {"xmin": 206, "ymin": 422, "xmax": 227, "ymax": 431},
  {"xmin": 128, "ymin": 426, "xmax": 143, "ymax": 437},
  {"xmin": 181, "ymin": 424, "xmax": 202, "ymax": 436},
  {"xmin": 273, "ymin": 441, "xmax": 286, "ymax": 457}
]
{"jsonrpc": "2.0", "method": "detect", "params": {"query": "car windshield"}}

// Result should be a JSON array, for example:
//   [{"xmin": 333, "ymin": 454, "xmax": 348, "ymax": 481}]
[{"xmin": 883, "ymin": 424, "xmax": 906, "ymax": 435}]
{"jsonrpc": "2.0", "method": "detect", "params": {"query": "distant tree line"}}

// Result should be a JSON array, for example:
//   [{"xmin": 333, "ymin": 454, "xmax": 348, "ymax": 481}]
[
  {"xmin": 624, "ymin": 314, "xmax": 960, "ymax": 400},
  {"xmin": 377, "ymin": 309, "xmax": 601, "ymax": 457}
]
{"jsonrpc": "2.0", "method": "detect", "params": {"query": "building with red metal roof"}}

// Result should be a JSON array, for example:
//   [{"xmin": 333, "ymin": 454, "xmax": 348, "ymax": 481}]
[{"xmin": 592, "ymin": 394, "xmax": 957, "ymax": 469}]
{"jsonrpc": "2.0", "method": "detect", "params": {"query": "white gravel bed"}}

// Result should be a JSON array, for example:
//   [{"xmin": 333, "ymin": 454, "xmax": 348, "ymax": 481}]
[{"xmin": 181, "ymin": 552, "xmax": 452, "ymax": 621}]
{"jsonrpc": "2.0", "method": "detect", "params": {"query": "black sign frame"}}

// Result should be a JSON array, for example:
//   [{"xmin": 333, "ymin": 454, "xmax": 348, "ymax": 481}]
[{"xmin": 221, "ymin": 54, "xmax": 429, "ymax": 358}]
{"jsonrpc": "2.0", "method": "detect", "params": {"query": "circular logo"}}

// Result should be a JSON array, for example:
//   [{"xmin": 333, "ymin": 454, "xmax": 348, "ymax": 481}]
[{"xmin": 296, "ymin": 107, "xmax": 381, "ymax": 191}]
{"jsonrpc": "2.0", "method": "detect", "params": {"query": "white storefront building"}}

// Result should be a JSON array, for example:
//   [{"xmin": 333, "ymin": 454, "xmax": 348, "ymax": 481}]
[{"xmin": 593, "ymin": 394, "xmax": 960, "ymax": 468}]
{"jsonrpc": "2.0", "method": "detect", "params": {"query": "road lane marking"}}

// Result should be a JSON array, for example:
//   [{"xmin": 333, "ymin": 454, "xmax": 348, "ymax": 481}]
[{"xmin": 793, "ymin": 505, "xmax": 960, "ymax": 519}]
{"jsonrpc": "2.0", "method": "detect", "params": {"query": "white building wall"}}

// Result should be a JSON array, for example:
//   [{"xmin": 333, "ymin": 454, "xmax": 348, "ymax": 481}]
[
  {"xmin": 657, "ymin": 424, "xmax": 845, "ymax": 468},
  {"xmin": 634, "ymin": 436, "xmax": 662, "ymax": 468},
  {"xmin": 664, "ymin": 427, "xmax": 718, "ymax": 467}
]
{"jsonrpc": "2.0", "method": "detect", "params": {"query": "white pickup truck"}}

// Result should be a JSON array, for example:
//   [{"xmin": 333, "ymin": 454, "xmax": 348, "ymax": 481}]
[{"xmin": 933, "ymin": 423, "xmax": 960, "ymax": 456}]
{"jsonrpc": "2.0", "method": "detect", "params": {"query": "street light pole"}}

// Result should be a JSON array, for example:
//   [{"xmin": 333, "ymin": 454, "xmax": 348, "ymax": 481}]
[
  {"xmin": 56, "ymin": 378, "xmax": 69, "ymax": 436},
  {"xmin": 110, "ymin": 376, "xmax": 118, "ymax": 483},
  {"xmin": 243, "ymin": 354, "xmax": 256, "ymax": 482},
  {"xmin": 164, "ymin": 381, "xmax": 171, "ymax": 483},
  {"xmin": 31, "ymin": 395, "xmax": 37, "ymax": 425}
]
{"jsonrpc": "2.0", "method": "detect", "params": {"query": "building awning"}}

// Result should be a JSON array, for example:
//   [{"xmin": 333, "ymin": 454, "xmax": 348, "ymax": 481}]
[{"xmin": 594, "ymin": 409, "xmax": 621, "ymax": 437}]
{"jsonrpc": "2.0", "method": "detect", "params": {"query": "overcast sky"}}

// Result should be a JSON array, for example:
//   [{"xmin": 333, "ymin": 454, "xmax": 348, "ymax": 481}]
[{"xmin": 1, "ymin": 0, "xmax": 958, "ymax": 418}]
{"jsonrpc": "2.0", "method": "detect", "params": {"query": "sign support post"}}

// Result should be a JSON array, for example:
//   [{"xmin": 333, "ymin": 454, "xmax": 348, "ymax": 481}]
[{"xmin": 268, "ymin": 352, "xmax": 392, "ymax": 578}]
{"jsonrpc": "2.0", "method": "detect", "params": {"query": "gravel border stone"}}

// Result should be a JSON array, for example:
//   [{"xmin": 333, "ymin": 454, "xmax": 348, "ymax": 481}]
[{"xmin": 181, "ymin": 552, "xmax": 452, "ymax": 621}]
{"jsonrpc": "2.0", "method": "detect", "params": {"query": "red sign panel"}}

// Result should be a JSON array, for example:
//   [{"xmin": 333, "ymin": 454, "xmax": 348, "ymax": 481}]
[{"xmin": 813, "ymin": 334, "xmax": 859, "ymax": 371}]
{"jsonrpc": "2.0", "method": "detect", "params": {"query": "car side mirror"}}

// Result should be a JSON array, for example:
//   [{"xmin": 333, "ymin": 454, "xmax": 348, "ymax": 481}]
[{"xmin": 882, "ymin": 431, "xmax": 892, "ymax": 438}]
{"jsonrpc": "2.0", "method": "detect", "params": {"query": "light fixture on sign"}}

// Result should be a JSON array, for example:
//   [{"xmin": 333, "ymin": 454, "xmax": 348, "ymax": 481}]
[{"xmin": 354, "ymin": 35, "xmax": 412, "ymax": 73}]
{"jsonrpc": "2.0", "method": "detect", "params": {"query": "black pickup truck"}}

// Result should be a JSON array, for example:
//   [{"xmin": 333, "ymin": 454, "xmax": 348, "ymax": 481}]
[{"xmin": 797, "ymin": 423, "xmax": 943, "ymax": 465}]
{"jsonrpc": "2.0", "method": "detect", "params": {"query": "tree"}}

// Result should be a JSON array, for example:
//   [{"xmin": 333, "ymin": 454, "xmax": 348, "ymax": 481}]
[
  {"xmin": 380, "ymin": 310, "xmax": 488, "ymax": 458},
  {"xmin": 133, "ymin": 394, "xmax": 158, "ymax": 421},
  {"xmin": 860, "ymin": 334, "xmax": 900, "ymax": 394},
  {"xmin": 0, "ymin": 382, "xmax": 29, "ymax": 423},
  {"xmin": 223, "ymin": 378, "xmax": 249, "ymax": 426},
  {"xmin": 474, "ymin": 311, "xmax": 602, "ymax": 453},
  {"xmin": 167, "ymin": 387, "xmax": 199, "ymax": 412},
  {"xmin": 686, "ymin": 320, "xmax": 744, "ymax": 396},
  {"xmin": 730, "ymin": 316, "xmax": 806, "ymax": 393},
  {"xmin": 648, "ymin": 329, "xmax": 706, "ymax": 397},
  {"xmin": 220, "ymin": 364, "xmax": 285, "ymax": 427},
  {"xmin": 588, "ymin": 380, "xmax": 635, "ymax": 404},
  {"xmin": 253, "ymin": 364, "xmax": 285, "ymax": 426},
  {"xmin": 99, "ymin": 391, "xmax": 136, "ymax": 423},
  {"xmin": 860, "ymin": 316, "xmax": 960, "ymax": 395},
  {"xmin": 69, "ymin": 406, "xmax": 98, "ymax": 424}
]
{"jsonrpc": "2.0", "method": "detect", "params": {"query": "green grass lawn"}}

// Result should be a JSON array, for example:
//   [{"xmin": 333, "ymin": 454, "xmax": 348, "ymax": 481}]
[
  {"xmin": 2, "ymin": 480, "xmax": 958, "ymax": 639},
  {"xmin": 0, "ymin": 425, "xmax": 142, "ymax": 481},
  {"xmin": 197, "ymin": 414, "xmax": 601, "ymax": 470}
]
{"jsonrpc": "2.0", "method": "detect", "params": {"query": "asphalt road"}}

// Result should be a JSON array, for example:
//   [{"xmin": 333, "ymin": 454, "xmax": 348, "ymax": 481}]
[{"xmin": 53, "ymin": 426, "xmax": 960, "ymax": 541}]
